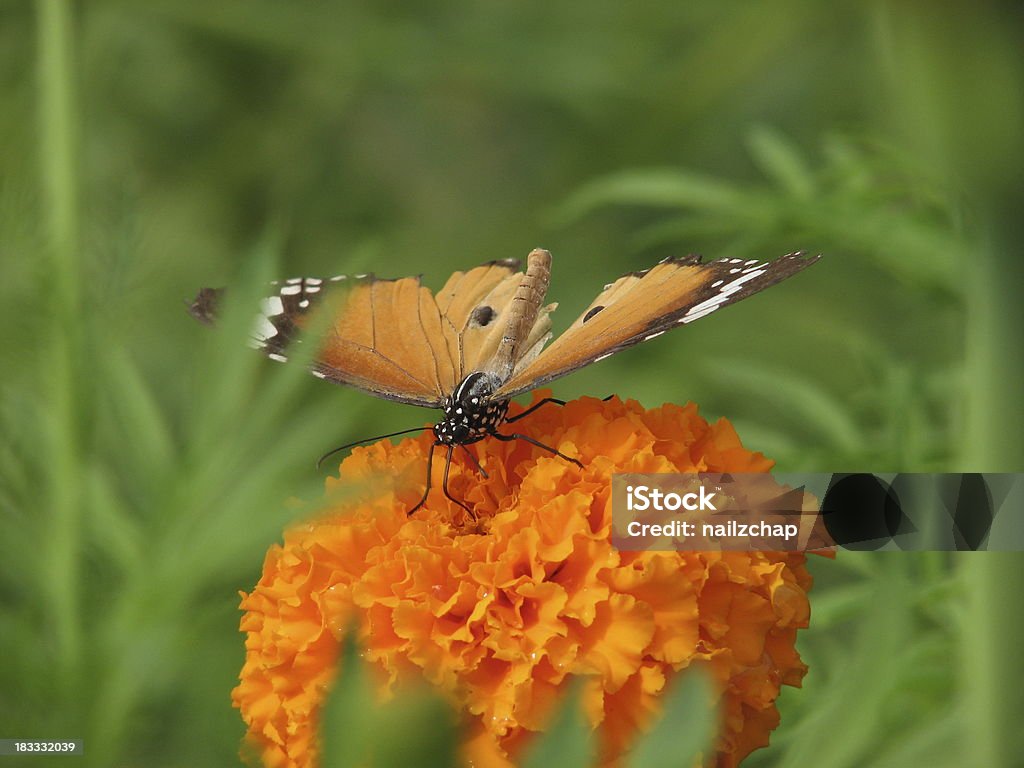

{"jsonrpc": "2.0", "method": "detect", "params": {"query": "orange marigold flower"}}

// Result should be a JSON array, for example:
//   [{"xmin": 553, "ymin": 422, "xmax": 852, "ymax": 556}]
[{"xmin": 233, "ymin": 393, "xmax": 820, "ymax": 768}]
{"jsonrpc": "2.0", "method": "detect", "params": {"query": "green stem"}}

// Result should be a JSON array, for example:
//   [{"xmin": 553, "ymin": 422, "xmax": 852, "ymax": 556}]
[
  {"xmin": 960, "ymin": 221, "xmax": 1024, "ymax": 765},
  {"xmin": 36, "ymin": 0, "xmax": 82, "ymax": 685},
  {"xmin": 961, "ymin": 553, "xmax": 1024, "ymax": 766},
  {"xmin": 872, "ymin": 4, "xmax": 1024, "ymax": 763}
]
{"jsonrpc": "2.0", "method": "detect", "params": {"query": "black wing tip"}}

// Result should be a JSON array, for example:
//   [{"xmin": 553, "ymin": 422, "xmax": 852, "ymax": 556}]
[
  {"xmin": 680, "ymin": 251, "xmax": 822, "ymax": 264},
  {"xmin": 774, "ymin": 251, "xmax": 823, "ymax": 272},
  {"xmin": 660, "ymin": 251, "xmax": 823, "ymax": 265},
  {"xmin": 662, "ymin": 253, "xmax": 706, "ymax": 266},
  {"xmin": 785, "ymin": 250, "xmax": 822, "ymax": 263},
  {"xmin": 188, "ymin": 287, "xmax": 223, "ymax": 325},
  {"xmin": 625, "ymin": 254, "xmax": 705, "ymax": 278}
]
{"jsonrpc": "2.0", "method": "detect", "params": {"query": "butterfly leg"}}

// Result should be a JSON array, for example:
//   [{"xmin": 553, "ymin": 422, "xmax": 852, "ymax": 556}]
[
  {"xmin": 442, "ymin": 444, "xmax": 476, "ymax": 520},
  {"xmin": 460, "ymin": 444, "xmax": 489, "ymax": 479},
  {"xmin": 491, "ymin": 432, "xmax": 584, "ymax": 469},
  {"xmin": 408, "ymin": 441, "xmax": 440, "ymax": 515},
  {"xmin": 506, "ymin": 394, "xmax": 616, "ymax": 424},
  {"xmin": 505, "ymin": 397, "xmax": 567, "ymax": 423}
]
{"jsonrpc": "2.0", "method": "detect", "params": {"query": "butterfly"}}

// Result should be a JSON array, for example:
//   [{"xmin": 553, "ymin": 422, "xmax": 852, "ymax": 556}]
[{"xmin": 190, "ymin": 248, "xmax": 819, "ymax": 517}]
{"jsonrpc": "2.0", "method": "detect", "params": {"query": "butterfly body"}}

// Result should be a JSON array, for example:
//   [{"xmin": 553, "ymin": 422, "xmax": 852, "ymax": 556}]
[
  {"xmin": 190, "ymin": 247, "xmax": 819, "ymax": 518},
  {"xmin": 434, "ymin": 372, "xmax": 509, "ymax": 446}
]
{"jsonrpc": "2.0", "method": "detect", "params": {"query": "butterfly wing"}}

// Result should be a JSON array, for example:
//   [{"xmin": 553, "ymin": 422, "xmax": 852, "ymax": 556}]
[
  {"xmin": 314, "ymin": 275, "xmax": 459, "ymax": 406},
  {"xmin": 190, "ymin": 255, "xmax": 558, "ymax": 408},
  {"xmin": 435, "ymin": 252, "xmax": 556, "ymax": 381},
  {"xmin": 492, "ymin": 252, "xmax": 820, "ymax": 399},
  {"xmin": 191, "ymin": 274, "xmax": 456, "ymax": 407}
]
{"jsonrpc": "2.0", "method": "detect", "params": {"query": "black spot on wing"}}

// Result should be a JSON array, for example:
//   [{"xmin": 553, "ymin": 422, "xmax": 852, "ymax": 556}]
[
  {"xmin": 470, "ymin": 305, "xmax": 496, "ymax": 327},
  {"xmin": 583, "ymin": 305, "xmax": 605, "ymax": 323}
]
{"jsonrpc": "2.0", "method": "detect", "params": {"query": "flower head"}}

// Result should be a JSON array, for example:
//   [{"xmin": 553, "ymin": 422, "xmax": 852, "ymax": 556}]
[{"xmin": 233, "ymin": 393, "xmax": 818, "ymax": 767}]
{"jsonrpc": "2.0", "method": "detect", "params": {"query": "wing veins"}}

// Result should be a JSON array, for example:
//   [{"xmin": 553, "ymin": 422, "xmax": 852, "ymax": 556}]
[
  {"xmin": 320, "ymin": 332, "xmax": 439, "ymax": 397},
  {"xmin": 416, "ymin": 283, "xmax": 446, "ymax": 394},
  {"xmin": 494, "ymin": 253, "xmax": 819, "ymax": 399}
]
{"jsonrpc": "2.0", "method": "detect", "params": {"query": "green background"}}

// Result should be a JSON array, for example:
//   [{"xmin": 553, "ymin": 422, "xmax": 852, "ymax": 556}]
[{"xmin": 1, "ymin": 1, "xmax": 1022, "ymax": 766}]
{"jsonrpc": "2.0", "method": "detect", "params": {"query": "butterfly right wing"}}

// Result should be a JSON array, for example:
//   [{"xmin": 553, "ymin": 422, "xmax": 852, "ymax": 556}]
[
  {"xmin": 435, "ymin": 254, "xmax": 556, "ymax": 381},
  {"xmin": 493, "ymin": 252, "xmax": 820, "ymax": 399}
]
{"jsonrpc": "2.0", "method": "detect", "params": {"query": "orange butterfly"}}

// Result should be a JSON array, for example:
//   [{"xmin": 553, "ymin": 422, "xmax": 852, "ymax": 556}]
[{"xmin": 190, "ymin": 249, "xmax": 818, "ymax": 516}]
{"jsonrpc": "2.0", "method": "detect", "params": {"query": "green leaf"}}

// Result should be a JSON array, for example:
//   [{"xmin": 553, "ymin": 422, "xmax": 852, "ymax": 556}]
[
  {"xmin": 701, "ymin": 359, "xmax": 865, "ymax": 457},
  {"xmin": 371, "ymin": 690, "xmax": 458, "ymax": 768},
  {"xmin": 747, "ymin": 125, "xmax": 816, "ymax": 200},
  {"xmin": 628, "ymin": 667, "xmax": 715, "ymax": 768},
  {"xmin": 319, "ymin": 633, "xmax": 458, "ymax": 768},
  {"xmin": 522, "ymin": 680, "xmax": 596, "ymax": 768},
  {"xmin": 864, "ymin": 705, "xmax": 965, "ymax": 768},
  {"xmin": 805, "ymin": 583, "xmax": 875, "ymax": 628},
  {"xmin": 102, "ymin": 345, "xmax": 177, "ymax": 490},
  {"xmin": 319, "ymin": 633, "xmax": 375, "ymax": 768},
  {"xmin": 551, "ymin": 170, "xmax": 746, "ymax": 225}
]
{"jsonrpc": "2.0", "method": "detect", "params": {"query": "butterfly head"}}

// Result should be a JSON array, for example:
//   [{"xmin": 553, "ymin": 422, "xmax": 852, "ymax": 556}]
[{"xmin": 434, "ymin": 371, "xmax": 509, "ymax": 445}]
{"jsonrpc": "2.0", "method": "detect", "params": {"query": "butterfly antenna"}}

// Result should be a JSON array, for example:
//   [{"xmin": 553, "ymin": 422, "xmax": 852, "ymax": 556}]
[{"xmin": 317, "ymin": 426, "xmax": 430, "ymax": 469}]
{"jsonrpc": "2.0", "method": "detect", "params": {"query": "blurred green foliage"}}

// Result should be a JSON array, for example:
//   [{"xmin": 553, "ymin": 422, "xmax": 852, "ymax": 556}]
[{"xmin": 1, "ymin": 1, "xmax": 1022, "ymax": 767}]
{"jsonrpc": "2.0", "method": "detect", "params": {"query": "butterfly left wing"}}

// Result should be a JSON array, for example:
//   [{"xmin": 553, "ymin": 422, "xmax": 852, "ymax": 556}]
[
  {"xmin": 190, "ymin": 274, "xmax": 457, "ymax": 407},
  {"xmin": 493, "ymin": 252, "xmax": 819, "ymax": 399}
]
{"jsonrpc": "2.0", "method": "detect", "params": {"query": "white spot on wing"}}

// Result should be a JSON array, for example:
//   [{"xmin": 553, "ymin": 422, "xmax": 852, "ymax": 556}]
[
  {"xmin": 727, "ymin": 268, "xmax": 766, "ymax": 288},
  {"xmin": 305, "ymin": 285, "xmax": 321, "ymax": 294},
  {"xmin": 268, "ymin": 353, "xmax": 288, "ymax": 362},
  {"xmin": 684, "ymin": 268, "xmax": 768, "ymax": 318},
  {"xmin": 255, "ymin": 316, "xmax": 277, "ymax": 340},
  {"xmin": 306, "ymin": 277, "xmax": 323, "ymax": 286},
  {"xmin": 682, "ymin": 305, "xmax": 718, "ymax": 323},
  {"xmin": 644, "ymin": 331, "xmax": 666, "ymax": 341},
  {"xmin": 261, "ymin": 296, "xmax": 284, "ymax": 316},
  {"xmin": 286, "ymin": 277, "xmax": 303, "ymax": 285},
  {"xmin": 299, "ymin": 299, "xmax": 310, "ymax": 309},
  {"xmin": 281, "ymin": 284, "xmax": 301, "ymax": 296},
  {"xmin": 312, "ymin": 371, "xmax": 327, "ymax": 379}
]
